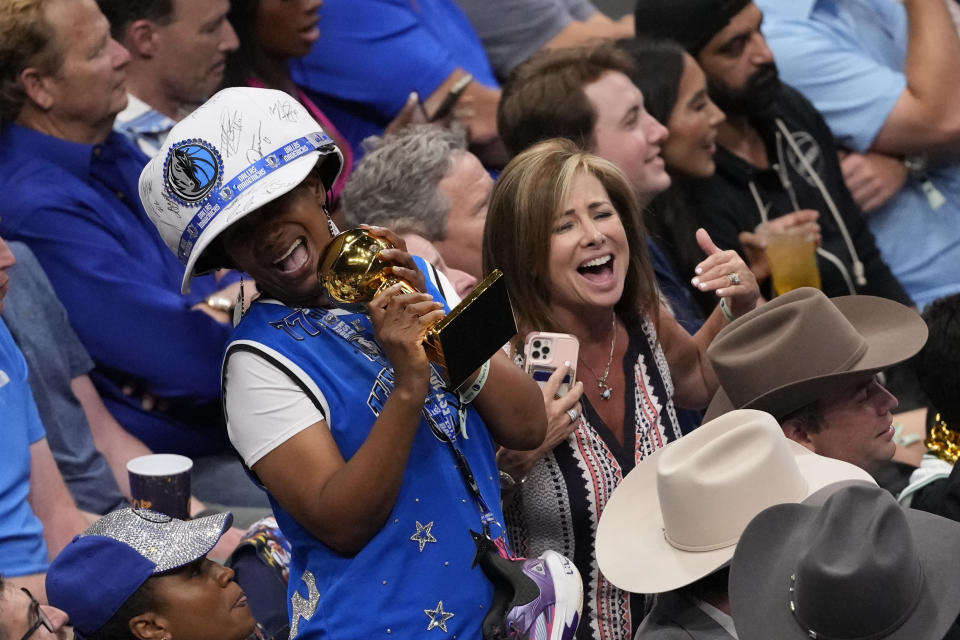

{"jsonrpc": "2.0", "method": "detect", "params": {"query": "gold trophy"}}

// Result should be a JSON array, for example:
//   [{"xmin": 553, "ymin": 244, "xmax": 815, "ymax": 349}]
[
  {"xmin": 318, "ymin": 229, "xmax": 517, "ymax": 390},
  {"xmin": 925, "ymin": 413, "xmax": 960, "ymax": 465}
]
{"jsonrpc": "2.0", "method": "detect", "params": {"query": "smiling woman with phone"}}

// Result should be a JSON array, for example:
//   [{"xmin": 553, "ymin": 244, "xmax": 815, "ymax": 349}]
[{"xmin": 484, "ymin": 138, "xmax": 759, "ymax": 640}]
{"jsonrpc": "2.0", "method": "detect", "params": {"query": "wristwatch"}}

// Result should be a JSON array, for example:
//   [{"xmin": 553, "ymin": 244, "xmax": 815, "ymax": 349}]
[{"xmin": 903, "ymin": 154, "xmax": 929, "ymax": 178}]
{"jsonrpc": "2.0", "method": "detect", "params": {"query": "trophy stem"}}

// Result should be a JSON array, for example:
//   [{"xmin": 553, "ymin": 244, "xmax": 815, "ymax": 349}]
[{"xmin": 373, "ymin": 276, "xmax": 420, "ymax": 298}]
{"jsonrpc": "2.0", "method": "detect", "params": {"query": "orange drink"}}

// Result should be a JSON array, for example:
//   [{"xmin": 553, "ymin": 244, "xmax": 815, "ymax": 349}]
[{"xmin": 758, "ymin": 224, "xmax": 821, "ymax": 295}]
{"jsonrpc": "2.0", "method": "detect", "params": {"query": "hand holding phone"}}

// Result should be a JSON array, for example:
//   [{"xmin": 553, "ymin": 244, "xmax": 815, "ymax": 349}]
[
  {"xmin": 523, "ymin": 332, "xmax": 584, "ymax": 454},
  {"xmin": 524, "ymin": 332, "xmax": 579, "ymax": 396},
  {"xmin": 424, "ymin": 73, "xmax": 474, "ymax": 123}
]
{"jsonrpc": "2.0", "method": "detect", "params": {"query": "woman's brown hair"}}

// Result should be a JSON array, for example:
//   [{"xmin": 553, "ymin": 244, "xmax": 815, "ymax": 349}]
[{"xmin": 483, "ymin": 138, "xmax": 659, "ymax": 341}]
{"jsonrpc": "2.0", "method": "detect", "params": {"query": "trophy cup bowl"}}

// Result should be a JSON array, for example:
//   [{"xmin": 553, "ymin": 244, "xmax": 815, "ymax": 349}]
[
  {"xmin": 318, "ymin": 229, "xmax": 417, "ymax": 312},
  {"xmin": 318, "ymin": 228, "xmax": 517, "ymax": 390}
]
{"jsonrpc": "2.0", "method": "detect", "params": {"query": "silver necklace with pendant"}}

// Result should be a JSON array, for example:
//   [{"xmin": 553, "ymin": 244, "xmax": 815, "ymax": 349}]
[{"xmin": 580, "ymin": 314, "xmax": 617, "ymax": 400}]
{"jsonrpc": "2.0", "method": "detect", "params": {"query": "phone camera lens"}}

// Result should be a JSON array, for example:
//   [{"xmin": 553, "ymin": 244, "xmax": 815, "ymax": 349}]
[
  {"xmin": 542, "ymin": 346, "xmax": 550, "ymax": 355},
  {"xmin": 532, "ymin": 350, "xmax": 540, "ymax": 359},
  {"xmin": 533, "ymin": 340, "xmax": 542, "ymax": 348}
]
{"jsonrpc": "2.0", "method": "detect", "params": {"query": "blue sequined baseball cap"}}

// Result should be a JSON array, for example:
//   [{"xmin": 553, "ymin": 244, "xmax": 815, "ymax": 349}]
[{"xmin": 46, "ymin": 508, "xmax": 232, "ymax": 637}]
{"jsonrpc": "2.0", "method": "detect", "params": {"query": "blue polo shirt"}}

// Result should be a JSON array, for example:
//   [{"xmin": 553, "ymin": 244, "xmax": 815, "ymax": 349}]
[
  {"xmin": 0, "ymin": 317, "xmax": 49, "ymax": 576},
  {"xmin": 0, "ymin": 124, "xmax": 234, "ymax": 455},
  {"xmin": 757, "ymin": 0, "xmax": 960, "ymax": 308},
  {"xmin": 291, "ymin": 0, "xmax": 499, "ymax": 158}
]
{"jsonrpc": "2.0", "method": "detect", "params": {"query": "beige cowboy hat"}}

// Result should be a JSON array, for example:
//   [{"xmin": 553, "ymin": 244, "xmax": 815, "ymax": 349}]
[
  {"xmin": 594, "ymin": 409, "xmax": 873, "ymax": 594},
  {"xmin": 704, "ymin": 287, "xmax": 927, "ymax": 422},
  {"xmin": 730, "ymin": 482, "xmax": 960, "ymax": 640}
]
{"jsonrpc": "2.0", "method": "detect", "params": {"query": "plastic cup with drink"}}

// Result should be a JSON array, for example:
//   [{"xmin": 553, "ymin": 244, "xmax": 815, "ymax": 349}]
[
  {"xmin": 755, "ymin": 220, "xmax": 821, "ymax": 295},
  {"xmin": 126, "ymin": 453, "xmax": 193, "ymax": 519}
]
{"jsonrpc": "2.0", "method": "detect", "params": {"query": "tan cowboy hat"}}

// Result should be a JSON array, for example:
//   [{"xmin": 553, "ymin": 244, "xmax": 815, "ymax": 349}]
[
  {"xmin": 730, "ymin": 482, "xmax": 960, "ymax": 640},
  {"xmin": 704, "ymin": 287, "xmax": 927, "ymax": 422},
  {"xmin": 594, "ymin": 409, "xmax": 873, "ymax": 594}
]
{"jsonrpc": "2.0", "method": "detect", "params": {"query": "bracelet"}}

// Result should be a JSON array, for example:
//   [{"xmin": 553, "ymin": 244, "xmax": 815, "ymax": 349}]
[
  {"xmin": 499, "ymin": 469, "xmax": 524, "ymax": 491},
  {"xmin": 719, "ymin": 297, "xmax": 736, "ymax": 323},
  {"xmin": 458, "ymin": 359, "xmax": 491, "ymax": 404},
  {"xmin": 206, "ymin": 294, "xmax": 235, "ymax": 313}
]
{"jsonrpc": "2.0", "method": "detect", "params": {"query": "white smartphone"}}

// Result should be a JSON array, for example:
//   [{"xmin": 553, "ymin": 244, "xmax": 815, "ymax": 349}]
[{"xmin": 523, "ymin": 331, "xmax": 579, "ymax": 396}]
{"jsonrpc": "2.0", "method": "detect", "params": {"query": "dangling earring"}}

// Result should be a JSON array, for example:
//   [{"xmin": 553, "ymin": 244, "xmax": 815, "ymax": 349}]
[
  {"xmin": 234, "ymin": 274, "xmax": 246, "ymax": 326},
  {"xmin": 324, "ymin": 204, "xmax": 340, "ymax": 236}
]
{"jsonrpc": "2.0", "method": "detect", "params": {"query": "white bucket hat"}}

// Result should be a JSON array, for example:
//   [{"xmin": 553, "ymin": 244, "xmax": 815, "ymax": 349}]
[
  {"xmin": 594, "ymin": 409, "xmax": 874, "ymax": 594},
  {"xmin": 139, "ymin": 87, "xmax": 343, "ymax": 293}
]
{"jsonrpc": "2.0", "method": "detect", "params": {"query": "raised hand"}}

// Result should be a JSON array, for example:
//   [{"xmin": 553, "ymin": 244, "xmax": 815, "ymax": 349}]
[
  {"xmin": 691, "ymin": 228, "xmax": 760, "ymax": 319},
  {"xmin": 497, "ymin": 362, "xmax": 584, "ymax": 481}
]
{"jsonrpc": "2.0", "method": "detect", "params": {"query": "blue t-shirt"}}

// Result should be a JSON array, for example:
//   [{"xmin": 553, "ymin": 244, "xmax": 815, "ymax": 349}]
[
  {"xmin": 0, "ymin": 124, "xmax": 235, "ymax": 455},
  {"xmin": 226, "ymin": 260, "xmax": 504, "ymax": 638},
  {"xmin": 2, "ymin": 242, "xmax": 127, "ymax": 514},
  {"xmin": 0, "ymin": 317, "xmax": 50, "ymax": 576},
  {"xmin": 757, "ymin": 0, "xmax": 960, "ymax": 307},
  {"xmin": 292, "ymin": 0, "xmax": 499, "ymax": 158}
]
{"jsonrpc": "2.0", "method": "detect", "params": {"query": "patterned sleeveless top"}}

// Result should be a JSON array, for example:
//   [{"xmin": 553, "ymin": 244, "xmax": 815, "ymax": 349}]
[{"xmin": 507, "ymin": 315, "xmax": 683, "ymax": 640}]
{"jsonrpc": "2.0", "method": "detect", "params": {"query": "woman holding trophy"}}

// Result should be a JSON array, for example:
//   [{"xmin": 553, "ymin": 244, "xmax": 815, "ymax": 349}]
[
  {"xmin": 484, "ymin": 139, "xmax": 760, "ymax": 639},
  {"xmin": 140, "ymin": 87, "xmax": 549, "ymax": 638}
]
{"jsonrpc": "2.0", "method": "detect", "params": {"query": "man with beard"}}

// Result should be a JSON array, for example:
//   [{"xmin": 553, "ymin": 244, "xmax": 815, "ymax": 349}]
[
  {"xmin": 632, "ymin": 0, "xmax": 911, "ymax": 305},
  {"xmin": 755, "ymin": 0, "xmax": 960, "ymax": 310}
]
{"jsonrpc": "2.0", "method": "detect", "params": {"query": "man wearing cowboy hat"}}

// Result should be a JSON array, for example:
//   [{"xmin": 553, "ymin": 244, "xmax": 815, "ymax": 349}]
[
  {"xmin": 730, "ymin": 482, "xmax": 960, "ymax": 640},
  {"xmin": 595, "ymin": 408, "xmax": 872, "ymax": 638},
  {"xmin": 704, "ymin": 287, "xmax": 959, "ymax": 511}
]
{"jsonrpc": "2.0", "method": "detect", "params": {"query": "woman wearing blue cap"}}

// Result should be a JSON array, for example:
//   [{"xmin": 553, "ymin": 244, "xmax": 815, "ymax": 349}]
[{"xmin": 46, "ymin": 508, "xmax": 255, "ymax": 640}]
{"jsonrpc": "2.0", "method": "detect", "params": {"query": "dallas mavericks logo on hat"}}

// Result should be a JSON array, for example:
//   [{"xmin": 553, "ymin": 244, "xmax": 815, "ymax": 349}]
[{"xmin": 163, "ymin": 139, "xmax": 223, "ymax": 206}]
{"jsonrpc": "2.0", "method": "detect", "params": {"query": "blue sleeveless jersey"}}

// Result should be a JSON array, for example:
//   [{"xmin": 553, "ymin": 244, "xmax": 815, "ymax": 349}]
[{"xmin": 226, "ymin": 260, "xmax": 504, "ymax": 639}]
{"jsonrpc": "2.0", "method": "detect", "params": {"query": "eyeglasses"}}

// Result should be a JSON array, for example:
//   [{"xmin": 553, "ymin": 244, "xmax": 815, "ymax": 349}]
[{"xmin": 19, "ymin": 588, "xmax": 56, "ymax": 640}]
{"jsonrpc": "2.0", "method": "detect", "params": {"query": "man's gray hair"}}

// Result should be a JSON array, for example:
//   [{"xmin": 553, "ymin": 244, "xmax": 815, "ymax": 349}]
[{"xmin": 342, "ymin": 124, "xmax": 468, "ymax": 242}]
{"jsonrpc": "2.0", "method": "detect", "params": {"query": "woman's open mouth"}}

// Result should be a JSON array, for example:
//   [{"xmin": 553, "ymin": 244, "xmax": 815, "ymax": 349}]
[
  {"xmin": 273, "ymin": 237, "xmax": 310, "ymax": 274},
  {"xmin": 577, "ymin": 255, "xmax": 616, "ymax": 284}
]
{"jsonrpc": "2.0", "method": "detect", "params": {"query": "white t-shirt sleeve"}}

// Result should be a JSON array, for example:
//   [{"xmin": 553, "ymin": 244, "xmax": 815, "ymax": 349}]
[{"xmin": 223, "ymin": 343, "xmax": 330, "ymax": 467}]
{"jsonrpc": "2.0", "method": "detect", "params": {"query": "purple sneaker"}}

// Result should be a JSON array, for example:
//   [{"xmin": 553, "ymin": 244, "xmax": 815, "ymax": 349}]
[{"xmin": 474, "ymin": 532, "xmax": 583, "ymax": 640}]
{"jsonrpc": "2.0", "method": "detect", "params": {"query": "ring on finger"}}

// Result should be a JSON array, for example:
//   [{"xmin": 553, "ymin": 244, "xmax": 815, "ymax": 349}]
[
  {"xmin": 726, "ymin": 272, "xmax": 741, "ymax": 286},
  {"xmin": 566, "ymin": 408, "xmax": 579, "ymax": 424}
]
